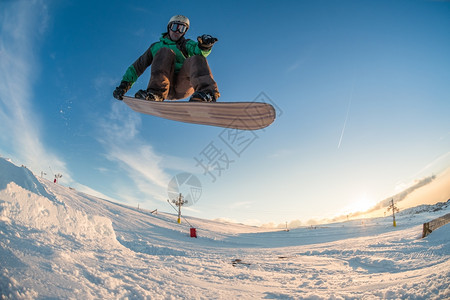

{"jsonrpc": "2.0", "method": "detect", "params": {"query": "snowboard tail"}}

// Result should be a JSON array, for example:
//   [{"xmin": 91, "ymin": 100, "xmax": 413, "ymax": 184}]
[{"xmin": 122, "ymin": 96, "xmax": 276, "ymax": 130}]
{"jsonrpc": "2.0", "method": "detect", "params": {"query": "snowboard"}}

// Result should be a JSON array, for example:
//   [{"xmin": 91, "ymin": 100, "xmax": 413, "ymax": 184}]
[{"xmin": 122, "ymin": 96, "xmax": 276, "ymax": 130}]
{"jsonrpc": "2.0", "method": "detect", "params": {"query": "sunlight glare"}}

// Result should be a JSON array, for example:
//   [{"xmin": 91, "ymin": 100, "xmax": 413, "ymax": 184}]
[{"xmin": 349, "ymin": 193, "xmax": 377, "ymax": 214}]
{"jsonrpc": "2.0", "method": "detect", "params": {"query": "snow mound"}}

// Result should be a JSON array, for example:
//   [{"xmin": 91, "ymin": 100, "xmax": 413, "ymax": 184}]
[
  {"xmin": 0, "ymin": 182, "xmax": 116, "ymax": 245},
  {"xmin": 0, "ymin": 157, "xmax": 118, "ymax": 244},
  {"xmin": 0, "ymin": 182, "xmax": 116, "ymax": 242},
  {"xmin": 0, "ymin": 158, "xmax": 53, "ymax": 200}
]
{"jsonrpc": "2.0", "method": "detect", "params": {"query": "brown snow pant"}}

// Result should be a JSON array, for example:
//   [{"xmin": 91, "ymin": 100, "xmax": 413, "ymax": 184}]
[{"xmin": 147, "ymin": 47, "xmax": 220, "ymax": 100}]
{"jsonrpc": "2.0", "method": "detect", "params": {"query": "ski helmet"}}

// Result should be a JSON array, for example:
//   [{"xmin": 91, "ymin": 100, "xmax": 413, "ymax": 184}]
[{"xmin": 168, "ymin": 15, "xmax": 190, "ymax": 32}]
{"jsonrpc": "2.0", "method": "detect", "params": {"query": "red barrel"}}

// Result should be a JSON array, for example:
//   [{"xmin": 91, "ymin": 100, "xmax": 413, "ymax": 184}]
[{"xmin": 190, "ymin": 227, "xmax": 197, "ymax": 238}]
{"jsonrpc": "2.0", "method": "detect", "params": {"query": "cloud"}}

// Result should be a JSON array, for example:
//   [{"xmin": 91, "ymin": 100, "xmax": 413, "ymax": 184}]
[
  {"xmin": 109, "ymin": 144, "xmax": 169, "ymax": 189},
  {"xmin": 230, "ymin": 201, "xmax": 255, "ymax": 210},
  {"xmin": 286, "ymin": 60, "xmax": 304, "ymax": 73},
  {"xmin": 410, "ymin": 151, "xmax": 450, "ymax": 179},
  {"xmin": 0, "ymin": 0, "xmax": 74, "ymax": 184},
  {"xmin": 97, "ymin": 101, "xmax": 192, "ymax": 204}
]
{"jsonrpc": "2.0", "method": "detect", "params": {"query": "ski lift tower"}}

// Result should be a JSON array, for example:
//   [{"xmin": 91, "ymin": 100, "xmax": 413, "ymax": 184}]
[
  {"xmin": 171, "ymin": 193, "xmax": 188, "ymax": 224},
  {"xmin": 54, "ymin": 173, "xmax": 63, "ymax": 184},
  {"xmin": 387, "ymin": 199, "xmax": 400, "ymax": 227}
]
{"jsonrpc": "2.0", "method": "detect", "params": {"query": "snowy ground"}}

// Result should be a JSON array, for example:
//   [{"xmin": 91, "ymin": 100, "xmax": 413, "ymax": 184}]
[{"xmin": 0, "ymin": 158, "xmax": 449, "ymax": 299}]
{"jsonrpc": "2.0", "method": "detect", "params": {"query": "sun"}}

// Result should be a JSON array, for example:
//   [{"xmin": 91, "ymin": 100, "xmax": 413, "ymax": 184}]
[{"xmin": 349, "ymin": 194, "xmax": 377, "ymax": 214}]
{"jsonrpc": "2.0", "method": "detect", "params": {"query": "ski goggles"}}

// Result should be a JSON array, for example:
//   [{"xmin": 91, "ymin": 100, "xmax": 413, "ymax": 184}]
[{"xmin": 169, "ymin": 22, "xmax": 188, "ymax": 34}]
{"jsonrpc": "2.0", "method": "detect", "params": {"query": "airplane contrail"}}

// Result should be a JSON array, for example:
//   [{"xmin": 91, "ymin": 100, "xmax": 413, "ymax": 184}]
[{"xmin": 338, "ymin": 83, "xmax": 355, "ymax": 149}]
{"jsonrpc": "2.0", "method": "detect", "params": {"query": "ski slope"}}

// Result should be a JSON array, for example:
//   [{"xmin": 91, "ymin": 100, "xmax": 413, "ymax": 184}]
[{"xmin": 0, "ymin": 157, "xmax": 449, "ymax": 299}]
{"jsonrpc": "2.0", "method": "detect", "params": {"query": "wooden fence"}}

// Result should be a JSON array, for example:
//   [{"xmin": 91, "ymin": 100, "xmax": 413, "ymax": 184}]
[{"xmin": 422, "ymin": 213, "xmax": 450, "ymax": 238}]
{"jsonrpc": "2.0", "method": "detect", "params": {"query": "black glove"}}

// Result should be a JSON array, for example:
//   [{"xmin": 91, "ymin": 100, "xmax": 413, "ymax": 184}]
[
  {"xmin": 113, "ymin": 81, "xmax": 131, "ymax": 100},
  {"xmin": 197, "ymin": 34, "xmax": 218, "ymax": 50}
]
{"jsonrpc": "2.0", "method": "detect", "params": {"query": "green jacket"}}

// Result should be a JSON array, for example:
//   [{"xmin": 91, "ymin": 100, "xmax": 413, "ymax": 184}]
[{"xmin": 121, "ymin": 34, "xmax": 212, "ymax": 86}]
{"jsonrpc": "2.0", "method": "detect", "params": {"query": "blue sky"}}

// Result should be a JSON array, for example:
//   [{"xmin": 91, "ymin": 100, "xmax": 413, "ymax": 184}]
[{"xmin": 1, "ymin": 0, "xmax": 449, "ymax": 226}]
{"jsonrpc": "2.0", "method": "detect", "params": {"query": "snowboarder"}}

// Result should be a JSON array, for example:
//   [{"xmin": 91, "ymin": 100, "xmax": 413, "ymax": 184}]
[{"xmin": 113, "ymin": 15, "xmax": 220, "ymax": 102}]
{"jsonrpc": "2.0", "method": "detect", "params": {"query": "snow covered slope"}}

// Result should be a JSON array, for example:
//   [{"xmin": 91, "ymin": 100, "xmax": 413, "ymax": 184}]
[{"xmin": 0, "ymin": 157, "xmax": 449, "ymax": 299}]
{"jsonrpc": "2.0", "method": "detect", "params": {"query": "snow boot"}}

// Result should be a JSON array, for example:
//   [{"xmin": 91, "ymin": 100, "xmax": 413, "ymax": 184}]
[
  {"xmin": 135, "ymin": 90, "xmax": 164, "ymax": 101},
  {"xmin": 189, "ymin": 91, "xmax": 217, "ymax": 102}
]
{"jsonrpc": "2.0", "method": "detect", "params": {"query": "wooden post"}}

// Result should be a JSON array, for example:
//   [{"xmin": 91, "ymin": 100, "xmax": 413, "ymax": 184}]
[{"xmin": 422, "ymin": 222, "xmax": 432, "ymax": 238}]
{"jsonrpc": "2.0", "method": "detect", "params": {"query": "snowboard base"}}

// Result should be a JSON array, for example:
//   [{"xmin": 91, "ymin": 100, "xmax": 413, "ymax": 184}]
[{"xmin": 123, "ymin": 96, "xmax": 276, "ymax": 130}]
